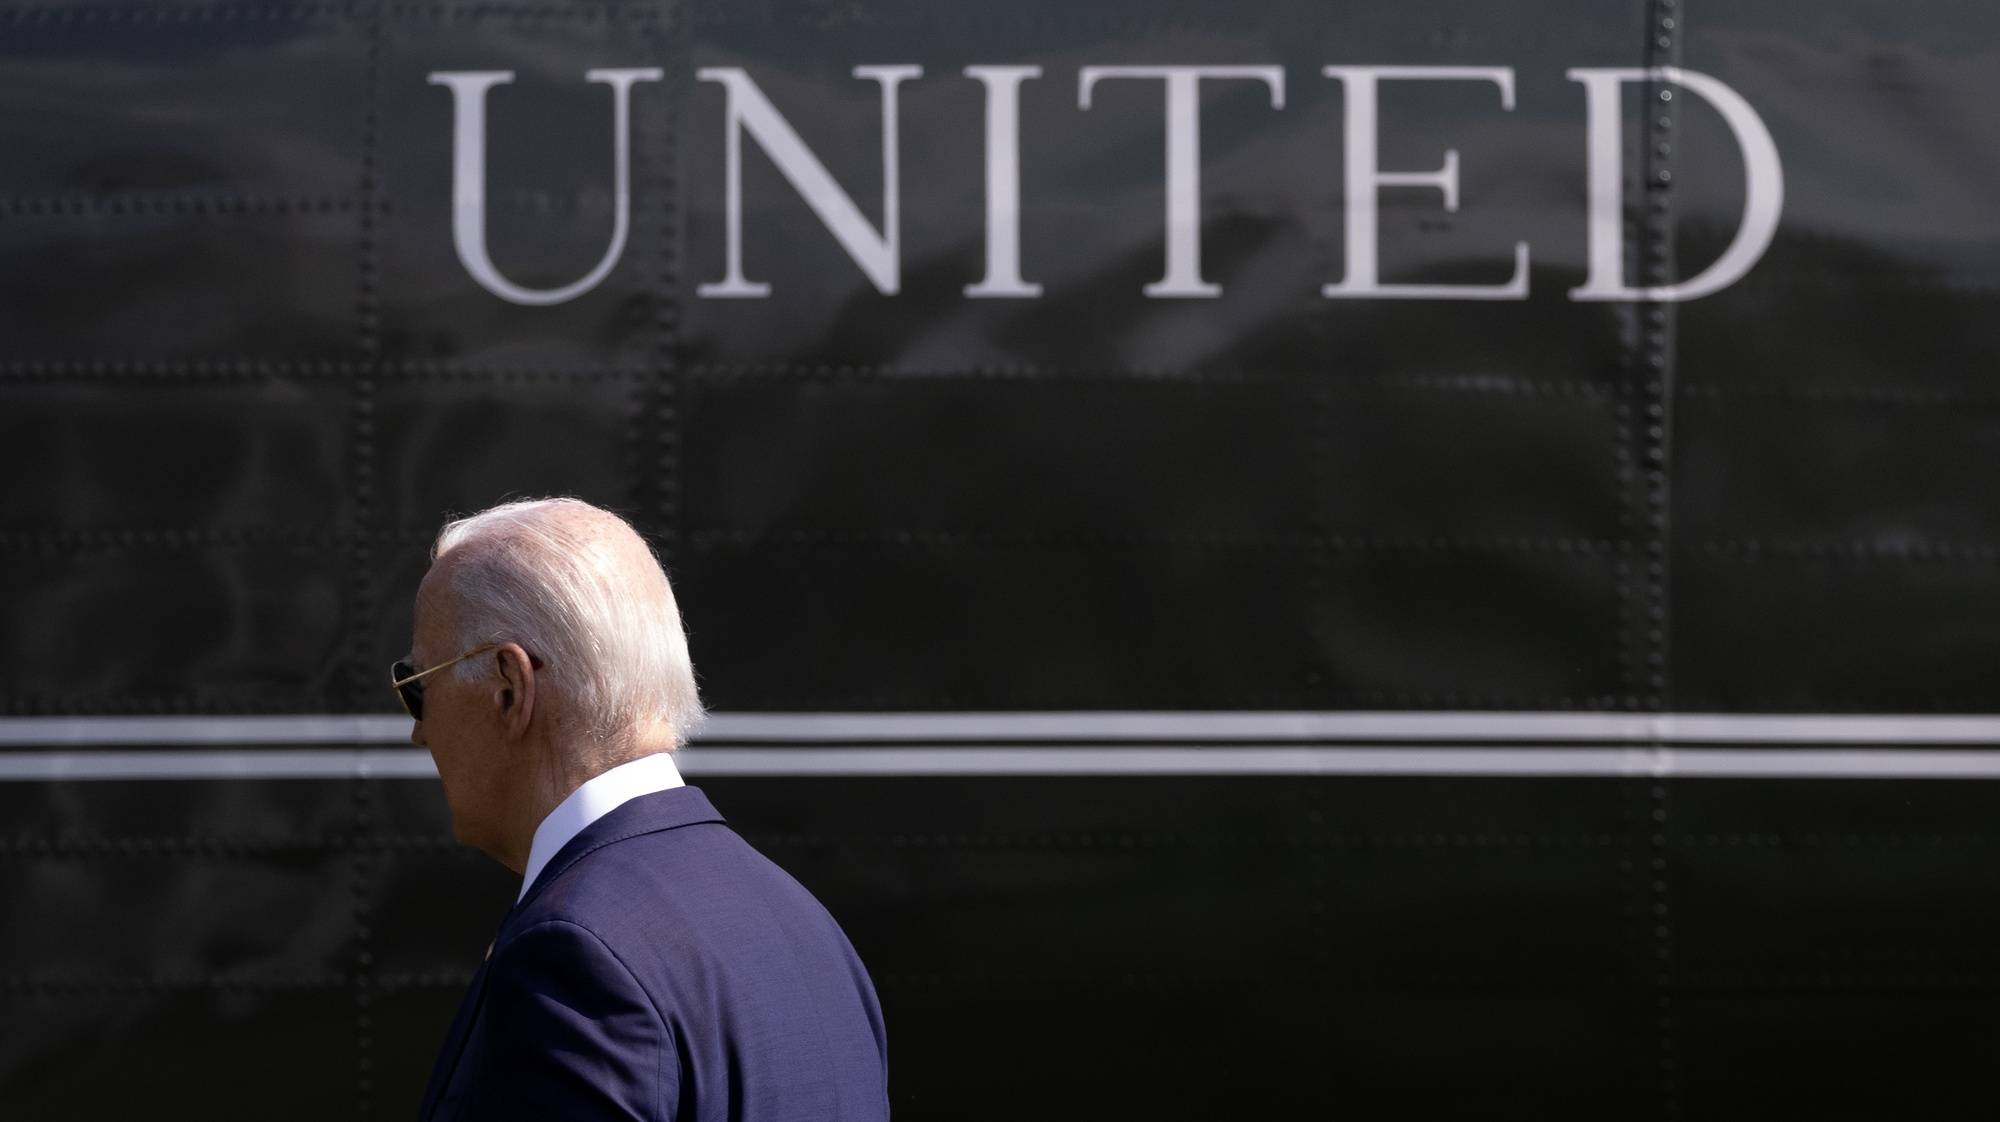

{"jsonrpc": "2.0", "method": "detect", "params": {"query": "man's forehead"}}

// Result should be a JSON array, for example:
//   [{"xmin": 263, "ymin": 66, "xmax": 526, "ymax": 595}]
[
  {"xmin": 413, "ymin": 567, "xmax": 438, "ymax": 618},
  {"xmin": 412, "ymin": 559, "xmax": 458, "ymax": 637}
]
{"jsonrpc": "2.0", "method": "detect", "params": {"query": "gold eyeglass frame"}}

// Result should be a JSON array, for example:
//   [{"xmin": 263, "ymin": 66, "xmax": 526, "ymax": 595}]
[{"xmin": 389, "ymin": 642, "xmax": 508, "ymax": 719}]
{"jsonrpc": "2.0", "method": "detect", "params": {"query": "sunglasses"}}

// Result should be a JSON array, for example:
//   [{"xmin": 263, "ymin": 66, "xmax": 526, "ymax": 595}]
[{"xmin": 388, "ymin": 643, "xmax": 507, "ymax": 721}]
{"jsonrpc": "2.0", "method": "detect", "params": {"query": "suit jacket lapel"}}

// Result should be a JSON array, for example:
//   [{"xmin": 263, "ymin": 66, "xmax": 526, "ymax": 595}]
[
  {"xmin": 419, "ymin": 786, "xmax": 725, "ymax": 1119},
  {"xmin": 418, "ymin": 941, "xmax": 496, "ymax": 1120}
]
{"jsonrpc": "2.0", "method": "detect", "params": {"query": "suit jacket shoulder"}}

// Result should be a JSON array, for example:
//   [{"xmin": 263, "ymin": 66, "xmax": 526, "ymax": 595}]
[{"xmin": 422, "ymin": 786, "xmax": 889, "ymax": 1122}]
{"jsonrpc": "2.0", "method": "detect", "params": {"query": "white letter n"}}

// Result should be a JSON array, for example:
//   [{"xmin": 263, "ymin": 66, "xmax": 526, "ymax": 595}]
[{"xmin": 698, "ymin": 65, "xmax": 922, "ymax": 298}]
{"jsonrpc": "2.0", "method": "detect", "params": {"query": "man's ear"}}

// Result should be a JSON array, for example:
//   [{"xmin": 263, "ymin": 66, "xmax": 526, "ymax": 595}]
[{"xmin": 491, "ymin": 644, "xmax": 536, "ymax": 740}]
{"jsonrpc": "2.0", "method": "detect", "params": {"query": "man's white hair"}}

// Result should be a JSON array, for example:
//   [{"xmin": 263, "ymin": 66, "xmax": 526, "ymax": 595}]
[{"xmin": 430, "ymin": 497, "xmax": 703, "ymax": 753}]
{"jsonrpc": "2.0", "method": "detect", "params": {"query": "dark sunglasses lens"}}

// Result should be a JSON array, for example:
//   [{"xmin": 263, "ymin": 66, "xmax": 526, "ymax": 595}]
[{"xmin": 390, "ymin": 662, "xmax": 423, "ymax": 720}]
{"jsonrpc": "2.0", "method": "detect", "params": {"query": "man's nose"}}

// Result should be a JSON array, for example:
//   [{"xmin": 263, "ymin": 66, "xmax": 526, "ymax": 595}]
[{"xmin": 409, "ymin": 721, "xmax": 425, "ymax": 747}]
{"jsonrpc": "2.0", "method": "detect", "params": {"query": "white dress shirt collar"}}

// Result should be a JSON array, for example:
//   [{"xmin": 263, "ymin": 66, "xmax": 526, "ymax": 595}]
[{"xmin": 518, "ymin": 751, "xmax": 685, "ymax": 901}]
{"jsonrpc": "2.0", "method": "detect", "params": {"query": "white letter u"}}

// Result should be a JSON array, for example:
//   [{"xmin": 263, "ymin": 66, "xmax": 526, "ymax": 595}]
[{"xmin": 428, "ymin": 68, "xmax": 663, "ymax": 305}]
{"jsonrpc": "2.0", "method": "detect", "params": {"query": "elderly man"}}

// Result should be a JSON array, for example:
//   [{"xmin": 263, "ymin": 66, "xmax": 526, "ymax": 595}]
[{"xmin": 395, "ymin": 497, "xmax": 888, "ymax": 1121}]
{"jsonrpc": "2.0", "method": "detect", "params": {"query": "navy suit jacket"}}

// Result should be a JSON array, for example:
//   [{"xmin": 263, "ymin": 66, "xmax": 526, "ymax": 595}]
[{"xmin": 419, "ymin": 786, "xmax": 889, "ymax": 1121}]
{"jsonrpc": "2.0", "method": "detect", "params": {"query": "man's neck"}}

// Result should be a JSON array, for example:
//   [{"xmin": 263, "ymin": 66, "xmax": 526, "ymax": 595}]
[{"xmin": 485, "ymin": 746, "xmax": 596, "ymax": 875}]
